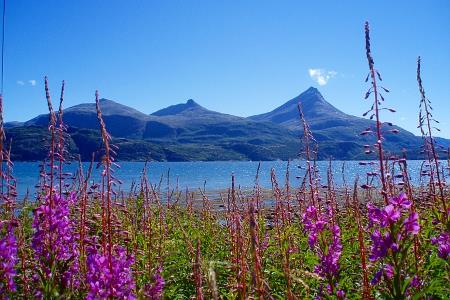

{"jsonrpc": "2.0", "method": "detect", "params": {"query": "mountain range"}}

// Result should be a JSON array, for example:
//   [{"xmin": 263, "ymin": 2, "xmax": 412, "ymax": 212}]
[{"xmin": 5, "ymin": 87, "xmax": 443, "ymax": 161}]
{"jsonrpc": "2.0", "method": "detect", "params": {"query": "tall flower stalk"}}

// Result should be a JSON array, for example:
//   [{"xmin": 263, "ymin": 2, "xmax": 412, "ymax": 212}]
[
  {"xmin": 417, "ymin": 56, "xmax": 448, "ymax": 219},
  {"xmin": 88, "ymin": 91, "xmax": 136, "ymax": 299},
  {"xmin": 367, "ymin": 193, "xmax": 420, "ymax": 298},
  {"xmin": 56, "ymin": 80, "xmax": 66, "ymax": 196},
  {"xmin": 416, "ymin": 57, "xmax": 449, "ymax": 263},
  {"xmin": 31, "ymin": 192, "xmax": 80, "ymax": 296},
  {"xmin": 298, "ymin": 103, "xmax": 319, "ymax": 208},
  {"xmin": 29, "ymin": 78, "xmax": 79, "ymax": 297},
  {"xmin": 363, "ymin": 21, "xmax": 397, "ymax": 204},
  {"xmin": 0, "ymin": 94, "xmax": 18, "ymax": 299},
  {"xmin": 352, "ymin": 180, "xmax": 371, "ymax": 298},
  {"xmin": 0, "ymin": 222, "xmax": 17, "ymax": 298},
  {"xmin": 302, "ymin": 205, "xmax": 344, "ymax": 298},
  {"xmin": 143, "ymin": 266, "xmax": 165, "ymax": 299}
]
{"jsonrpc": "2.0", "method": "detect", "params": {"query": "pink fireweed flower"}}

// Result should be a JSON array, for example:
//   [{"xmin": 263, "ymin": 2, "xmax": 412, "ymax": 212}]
[
  {"xmin": 371, "ymin": 264, "xmax": 394, "ymax": 285},
  {"xmin": 0, "ymin": 225, "xmax": 17, "ymax": 298},
  {"xmin": 303, "ymin": 206, "xmax": 330, "ymax": 248},
  {"xmin": 431, "ymin": 232, "xmax": 450, "ymax": 260},
  {"xmin": 367, "ymin": 193, "xmax": 421, "ymax": 298},
  {"xmin": 367, "ymin": 203, "xmax": 382, "ymax": 228},
  {"xmin": 86, "ymin": 245, "xmax": 136, "ymax": 299},
  {"xmin": 144, "ymin": 266, "xmax": 165, "ymax": 299},
  {"xmin": 314, "ymin": 225, "xmax": 342, "ymax": 277},
  {"xmin": 31, "ymin": 192, "xmax": 79, "ymax": 290},
  {"xmin": 403, "ymin": 212, "xmax": 420, "ymax": 235},
  {"xmin": 302, "ymin": 206, "xmax": 343, "ymax": 297},
  {"xmin": 336, "ymin": 290, "xmax": 345, "ymax": 299},
  {"xmin": 369, "ymin": 230, "xmax": 396, "ymax": 261},
  {"xmin": 383, "ymin": 264, "xmax": 394, "ymax": 279},
  {"xmin": 380, "ymin": 205, "xmax": 401, "ymax": 227},
  {"xmin": 389, "ymin": 193, "xmax": 411, "ymax": 210},
  {"xmin": 367, "ymin": 193, "xmax": 420, "ymax": 262}
]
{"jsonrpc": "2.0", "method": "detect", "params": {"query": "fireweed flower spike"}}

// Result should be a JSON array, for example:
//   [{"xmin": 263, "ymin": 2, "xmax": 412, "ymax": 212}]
[
  {"xmin": 87, "ymin": 91, "xmax": 136, "ymax": 299},
  {"xmin": 143, "ymin": 266, "xmax": 165, "ymax": 300},
  {"xmin": 417, "ymin": 57, "xmax": 450, "ymax": 262},
  {"xmin": 367, "ymin": 193, "xmax": 421, "ymax": 298},
  {"xmin": 431, "ymin": 232, "xmax": 450, "ymax": 260},
  {"xmin": 31, "ymin": 192, "xmax": 80, "ymax": 295},
  {"xmin": 86, "ymin": 244, "xmax": 136, "ymax": 299},
  {"xmin": 0, "ymin": 224, "xmax": 18, "ymax": 298},
  {"xmin": 302, "ymin": 205, "xmax": 344, "ymax": 298}
]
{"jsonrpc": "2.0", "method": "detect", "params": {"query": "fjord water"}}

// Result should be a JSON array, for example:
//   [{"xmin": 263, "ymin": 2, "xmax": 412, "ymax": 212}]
[{"xmin": 12, "ymin": 160, "xmax": 431, "ymax": 199}]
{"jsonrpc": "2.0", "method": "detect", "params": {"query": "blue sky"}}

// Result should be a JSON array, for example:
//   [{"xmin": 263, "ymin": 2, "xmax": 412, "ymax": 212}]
[{"xmin": 3, "ymin": 1, "xmax": 450, "ymax": 137}]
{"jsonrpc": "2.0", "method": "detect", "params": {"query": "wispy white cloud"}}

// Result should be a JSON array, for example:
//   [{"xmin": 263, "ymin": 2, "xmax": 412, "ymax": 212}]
[
  {"xmin": 16, "ymin": 79, "xmax": 36, "ymax": 86},
  {"xmin": 308, "ymin": 68, "xmax": 337, "ymax": 86}
]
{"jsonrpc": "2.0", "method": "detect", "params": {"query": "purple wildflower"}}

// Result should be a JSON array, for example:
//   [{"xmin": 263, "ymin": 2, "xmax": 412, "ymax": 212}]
[
  {"xmin": 431, "ymin": 232, "xmax": 450, "ymax": 260},
  {"xmin": 144, "ymin": 266, "xmax": 165, "ymax": 299},
  {"xmin": 367, "ymin": 193, "xmax": 421, "ymax": 297},
  {"xmin": 0, "ymin": 226, "xmax": 17, "ymax": 298},
  {"xmin": 409, "ymin": 275, "xmax": 421, "ymax": 289},
  {"xmin": 367, "ymin": 203, "xmax": 382, "ymax": 228},
  {"xmin": 371, "ymin": 264, "xmax": 394, "ymax": 286},
  {"xmin": 403, "ymin": 212, "xmax": 420, "ymax": 235},
  {"xmin": 302, "ymin": 206, "xmax": 328, "ymax": 249},
  {"xmin": 302, "ymin": 206, "xmax": 319, "ymax": 233},
  {"xmin": 368, "ymin": 194, "xmax": 420, "ymax": 262},
  {"xmin": 371, "ymin": 269, "xmax": 382, "ymax": 285},
  {"xmin": 31, "ymin": 192, "xmax": 79, "ymax": 289},
  {"xmin": 314, "ymin": 225, "xmax": 342, "ymax": 277},
  {"xmin": 383, "ymin": 264, "xmax": 394, "ymax": 279},
  {"xmin": 308, "ymin": 233, "xmax": 318, "ymax": 249},
  {"xmin": 389, "ymin": 193, "xmax": 411, "ymax": 210},
  {"xmin": 369, "ymin": 230, "xmax": 395, "ymax": 261},
  {"xmin": 86, "ymin": 245, "xmax": 136, "ymax": 299},
  {"xmin": 380, "ymin": 205, "xmax": 400, "ymax": 227},
  {"xmin": 303, "ymin": 206, "xmax": 343, "ymax": 297},
  {"xmin": 336, "ymin": 290, "xmax": 345, "ymax": 299}
]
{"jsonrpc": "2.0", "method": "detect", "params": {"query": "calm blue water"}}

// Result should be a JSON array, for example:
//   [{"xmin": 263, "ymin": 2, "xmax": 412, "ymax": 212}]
[{"xmin": 9, "ymin": 160, "xmax": 433, "ymax": 199}]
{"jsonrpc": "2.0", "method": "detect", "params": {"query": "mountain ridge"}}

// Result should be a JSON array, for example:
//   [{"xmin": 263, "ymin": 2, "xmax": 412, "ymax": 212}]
[{"xmin": 5, "ymin": 87, "xmax": 447, "ymax": 161}]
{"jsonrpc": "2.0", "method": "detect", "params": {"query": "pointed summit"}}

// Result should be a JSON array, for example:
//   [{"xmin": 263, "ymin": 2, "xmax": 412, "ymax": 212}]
[
  {"xmin": 186, "ymin": 99, "xmax": 199, "ymax": 106},
  {"xmin": 304, "ymin": 86, "xmax": 320, "ymax": 94},
  {"xmin": 249, "ymin": 87, "xmax": 346, "ymax": 129},
  {"xmin": 151, "ymin": 99, "xmax": 211, "ymax": 116}
]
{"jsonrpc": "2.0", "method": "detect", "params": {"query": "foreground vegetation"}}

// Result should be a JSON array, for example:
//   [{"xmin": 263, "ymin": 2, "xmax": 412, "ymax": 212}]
[{"xmin": 0, "ymin": 22, "xmax": 449, "ymax": 299}]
